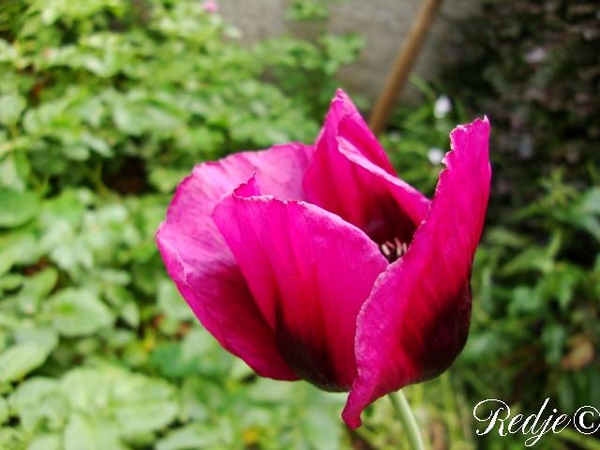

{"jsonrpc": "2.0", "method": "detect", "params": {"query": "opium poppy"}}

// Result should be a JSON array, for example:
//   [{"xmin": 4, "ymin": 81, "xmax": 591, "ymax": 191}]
[{"xmin": 156, "ymin": 90, "xmax": 491, "ymax": 428}]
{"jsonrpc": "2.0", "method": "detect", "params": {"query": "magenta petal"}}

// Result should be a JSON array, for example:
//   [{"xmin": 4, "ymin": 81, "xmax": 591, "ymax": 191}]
[
  {"xmin": 156, "ymin": 143, "xmax": 313, "ymax": 380},
  {"xmin": 342, "ymin": 118, "xmax": 491, "ymax": 428},
  {"xmin": 213, "ymin": 177, "xmax": 388, "ymax": 391},
  {"xmin": 304, "ymin": 90, "xmax": 430, "ymax": 245}
]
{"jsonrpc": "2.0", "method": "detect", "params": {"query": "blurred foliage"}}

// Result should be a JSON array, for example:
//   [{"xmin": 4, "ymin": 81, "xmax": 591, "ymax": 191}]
[
  {"xmin": 441, "ymin": 0, "xmax": 600, "ymax": 217},
  {"xmin": 0, "ymin": 0, "xmax": 327, "ymax": 197},
  {"xmin": 0, "ymin": 0, "xmax": 365, "ymax": 448},
  {"xmin": 285, "ymin": 0, "xmax": 346, "ymax": 22},
  {"xmin": 258, "ymin": 0, "xmax": 365, "ymax": 119},
  {"xmin": 463, "ymin": 182, "xmax": 600, "ymax": 449}
]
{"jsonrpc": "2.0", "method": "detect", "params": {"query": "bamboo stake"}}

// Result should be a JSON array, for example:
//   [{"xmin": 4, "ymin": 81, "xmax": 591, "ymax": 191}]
[{"xmin": 368, "ymin": 0, "xmax": 443, "ymax": 135}]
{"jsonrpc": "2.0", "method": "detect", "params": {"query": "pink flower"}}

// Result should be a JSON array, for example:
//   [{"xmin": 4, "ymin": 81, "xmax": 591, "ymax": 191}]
[
  {"xmin": 156, "ymin": 90, "xmax": 491, "ymax": 428},
  {"xmin": 201, "ymin": 0, "xmax": 218, "ymax": 13}
]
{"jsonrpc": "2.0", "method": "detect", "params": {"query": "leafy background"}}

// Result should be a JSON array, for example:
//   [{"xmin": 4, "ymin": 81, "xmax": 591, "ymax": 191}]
[{"xmin": 0, "ymin": 0, "xmax": 598, "ymax": 449}]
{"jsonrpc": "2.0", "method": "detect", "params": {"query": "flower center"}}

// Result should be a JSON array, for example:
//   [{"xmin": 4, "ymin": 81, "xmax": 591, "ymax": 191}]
[{"xmin": 379, "ymin": 237, "xmax": 408, "ymax": 263}]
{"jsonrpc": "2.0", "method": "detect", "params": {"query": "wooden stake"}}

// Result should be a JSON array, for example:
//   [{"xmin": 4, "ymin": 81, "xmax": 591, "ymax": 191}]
[{"xmin": 368, "ymin": 0, "xmax": 443, "ymax": 135}]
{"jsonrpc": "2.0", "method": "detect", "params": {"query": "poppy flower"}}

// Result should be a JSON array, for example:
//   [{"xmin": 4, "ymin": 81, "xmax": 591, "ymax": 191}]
[{"xmin": 156, "ymin": 90, "xmax": 491, "ymax": 428}]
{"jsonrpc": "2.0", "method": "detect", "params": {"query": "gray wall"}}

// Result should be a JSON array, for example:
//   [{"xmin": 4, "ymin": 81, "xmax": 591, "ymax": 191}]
[{"xmin": 217, "ymin": 0, "xmax": 480, "ymax": 103}]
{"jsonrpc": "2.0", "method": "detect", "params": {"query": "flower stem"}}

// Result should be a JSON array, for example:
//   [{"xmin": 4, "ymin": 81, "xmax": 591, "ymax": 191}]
[{"xmin": 388, "ymin": 390, "xmax": 425, "ymax": 450}]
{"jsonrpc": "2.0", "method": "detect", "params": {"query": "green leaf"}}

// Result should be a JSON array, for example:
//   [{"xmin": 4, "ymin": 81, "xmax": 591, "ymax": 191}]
[
  {"xmin": 500, "ymin": 246, "xmax": 552, "ymax": 275},
  {"xmin": 14, "ymin": 268, "xmax": 59, "ymax": 314},
  {"xmin": 0, "ymin": 232, "xmax": 39, "ymax": 276},
  {"xmin": 0, "ymin": 188, "xmax": 40, "ymax": 228},
  {"xmin": 62, "ymin": 144, "xmax": 90, "ymax": 161},
  {"xmin": 46, "ymin": 288, "xmax": 114, "ymax": 337},
  {"xmin": 0, "ymin": 427, "xmax": 24, "ymax": 450},
  {"xmin": 541, "ymin": 324, "xmax": 567, "ymax": 365},
  {"xmin": 111, "ymin": 374, "xmax": 179, "ymax": 437},
  {"xmin": 60, "ymin": 366, "xmax": 178, "ymax": 439},
  {"xmin": 0, "ymin": 343, "xmax": 51, "ymax": 383},
  {"xmin": 303, "ymin": 400, "xmax": 343, "ymax": 450},
  {"xmin": 60, "ymin": 369, "xmax": 111, "ymax": 412},
  {"xmin": 0, "ymin": 93, "xmax": 27, "ymax": 126},
  {"xmin": 0, "ymin": 274, "xmax": 24, "ymax": 293},
  {"xmin": 156, "ymin": 424, "xmax": 222, "ymax": 450},
  {"xmin": 40, "ymin": 188, "xmax": 90, "ymax": 227},
  {"xmin": 14, "ymin": 327, "xmax": 59, "ymax": 356},
  {"xmin": 64, "ymin": 414, "xmax": 124, "ymax": 450},
  {"xmin": 80, "ymin": 132, "xmax": 112, "ymax": 157},
  {"xmin": 110, "ymin": 99, "xmax": 145, "ymax": 136},
  {"xmin": 571, "ymin": 187, "xmax": 600, "ymax": 242},
  {"xmin": 8, "ymin": 377, "xmax": 69, "ymax": 432},
  {"xmin": 508, "ymin": 285, "xmax": 542, "ymax": 316},
  {"xmin": 157, "ymin": 279, "xmax": 193, "ymax": 321},
  {"xmin": 150, "ymin": 343, "xmax": 198, "ymax": 378},
  {"xmin": 148, "ymin": 166, "xmax": 191, "ymax": 193},
  {"xmin": 178, "ymin": 377, "xmax": 211, "ymax": 422},
  {"xmin": 0, "ymin": 150, "xmax": 31, "ymax": 191},
  {"xmin": 486, "ymin": 226, "xmax": 529, "ymax": 248},
  {"xmin": 103, "ymin": 284, "xmax": 139, "ymax": 328},
  {"xmin": 28, "ymin": 433, "xmax": 62, "ymax": 450},
  {"xmin": 247, "ymin": 378, "xmax": 295, "ymax": 404},
  {"xmin": 0, "ymin": 396, "xmax": 8, "ymax": 424}
]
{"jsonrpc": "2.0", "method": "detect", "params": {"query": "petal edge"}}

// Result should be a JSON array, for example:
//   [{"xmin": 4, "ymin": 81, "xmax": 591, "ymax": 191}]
[{"xmin": 343, "ymin": 118, "xmax": 491, "ymax": 428}]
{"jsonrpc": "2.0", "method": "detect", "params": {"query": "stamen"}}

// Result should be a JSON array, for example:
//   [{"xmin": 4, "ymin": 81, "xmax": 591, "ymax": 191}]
[{"xmin": 379, "ymin": 237, "xmax": 408, "ymax": 263}]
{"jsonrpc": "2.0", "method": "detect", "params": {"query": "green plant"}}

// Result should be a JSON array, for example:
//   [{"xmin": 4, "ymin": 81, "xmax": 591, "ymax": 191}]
[
  {"xmin": 0, "ymin": 0, "xmax": 325, "ymax": 196},
  {"xmin": 0, "ymin": 0, "xmax": 366, "ymax": 448},
  {"xmin": 257, "ymin": 0, "xmax": 365, "ymax": 119},
  {"xmin": 442, "ymin": 0, "xmax": 599, "ymax": 214},
  {"xmin": 464, "ymin": 176, "xmax": 600, "ymax": 409}
]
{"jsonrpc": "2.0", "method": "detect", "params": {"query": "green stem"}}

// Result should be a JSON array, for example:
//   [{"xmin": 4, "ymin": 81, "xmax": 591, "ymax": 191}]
[{"xmin": 388, "ymin": 390, "xmax": 425, "ymax": 450}]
